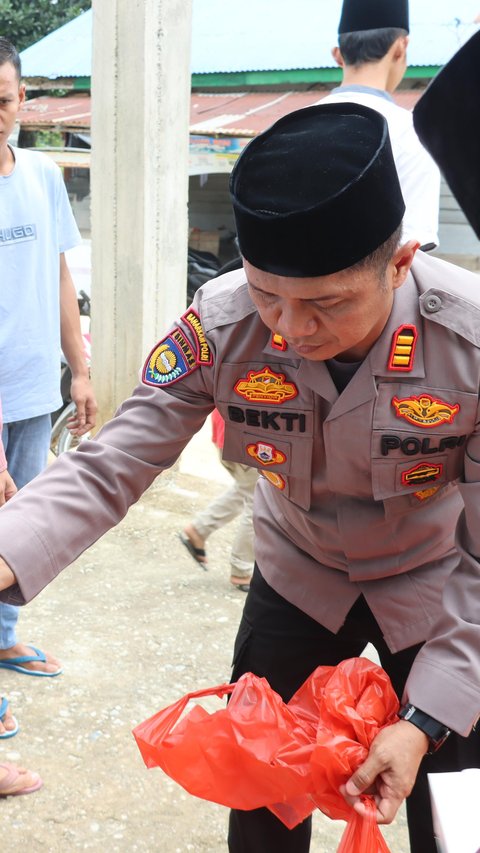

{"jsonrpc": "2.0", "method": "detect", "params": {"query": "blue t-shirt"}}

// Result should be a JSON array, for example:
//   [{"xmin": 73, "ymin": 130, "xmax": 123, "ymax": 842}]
[{"xmin": 0, "ymin": 147, "xmax": 81, "ymax": 422}]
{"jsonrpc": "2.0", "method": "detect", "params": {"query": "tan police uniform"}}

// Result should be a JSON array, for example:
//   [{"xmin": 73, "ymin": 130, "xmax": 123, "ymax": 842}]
[{"xmin": 0, "ymin": 248, "xmax": 479, "ymax": 739}]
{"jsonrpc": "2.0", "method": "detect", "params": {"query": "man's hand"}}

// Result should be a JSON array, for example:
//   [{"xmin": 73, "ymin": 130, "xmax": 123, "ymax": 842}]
[
  {"xmin": 340, "ymin": 720, "xmax": 429, "ymax": 824},
  {"xmin": 0, "ymin": 470, "xmax": 16, "ymax": 506},
  {"xmin": 0, "ymin": 555, "xmax": 15, "ymax": 591},
  {"xmin": 68, "ymin": 376, "xmax": 98, "ymax": 436}
]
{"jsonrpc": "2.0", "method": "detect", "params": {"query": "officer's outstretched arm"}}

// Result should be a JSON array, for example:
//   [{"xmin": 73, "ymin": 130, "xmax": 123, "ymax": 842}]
[{"xmin": 340, "ymin": 721, "xmax": 428, "ymax": 823}]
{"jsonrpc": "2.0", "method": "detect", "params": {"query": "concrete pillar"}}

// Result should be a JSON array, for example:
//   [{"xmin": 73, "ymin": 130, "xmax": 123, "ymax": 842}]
[{"xmin": 90, "ymin": 0, "xmax": 192, "ymax": 425}]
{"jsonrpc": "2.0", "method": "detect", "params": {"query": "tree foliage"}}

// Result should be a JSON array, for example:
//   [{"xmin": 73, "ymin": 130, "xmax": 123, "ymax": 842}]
[{"xmin": 0, "ymin": 0, "xmax": 91, "ymax": 52}]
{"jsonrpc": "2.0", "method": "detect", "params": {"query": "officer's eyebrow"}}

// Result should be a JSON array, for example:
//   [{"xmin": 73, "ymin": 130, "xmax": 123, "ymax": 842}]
[{"xmin": 247, "ymin": 279, "xmax": 344, "ymax": 303}]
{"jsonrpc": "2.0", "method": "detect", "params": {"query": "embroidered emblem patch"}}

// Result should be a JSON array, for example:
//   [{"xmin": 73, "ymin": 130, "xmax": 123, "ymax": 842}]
[
  {"xmin": 388, "ymin": 325, "xmax": 417, "ymax": 371},
  {"xmin": 392, "ymin": 394, "xmax": 460, "ymax": 428},
  {"xmin": 247, "ymin": 441, "xmax": 287, "ymax": 466},
  {"xmin": 401, "ymin": 462, "xmax": 443, "ymax": 487},
  {"xmin": 142, "ymin": 329, "xmax": 197, "ymax": 387},
  {"xmin": 271, "ymin": 333, "xmax": 287, "ymax": 352},
  {"xmin": 414, "ymin": 486, "xmax": 440, "ymax": 501},
  {"xmin": 234, "ymin": 367, "xmax": 298, "ymax": 404},
  {"xmin": 182, "ymin": 309, "xmax": 213, "ymax": 365},
  {"xmin": 261, "ymin": 471, "xmax": 286, "ymax": 490}
]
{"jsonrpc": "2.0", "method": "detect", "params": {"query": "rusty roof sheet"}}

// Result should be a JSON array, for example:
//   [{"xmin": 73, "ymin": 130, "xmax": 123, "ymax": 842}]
[
  {"xmin": 19, "ymin": 90, "xmax": 426, "ymax": 137},
  {"xmin": 18, "ymin": 94, "xmax": 91, "ymax": 129}
]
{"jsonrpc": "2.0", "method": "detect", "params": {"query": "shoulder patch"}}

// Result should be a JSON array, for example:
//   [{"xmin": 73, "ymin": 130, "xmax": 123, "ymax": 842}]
[
  {"xmin": 182, "ymin": 309, "xmax": 214, "ymax": 365},
  {"xmin": 142, "ymin": 329, "xmax": 198, "ymax": 387}
]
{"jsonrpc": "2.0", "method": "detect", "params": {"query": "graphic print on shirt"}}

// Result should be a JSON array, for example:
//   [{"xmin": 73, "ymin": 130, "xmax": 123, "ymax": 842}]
[
  {"xmin": 391, "ymin": 394, "xmax": 460, "ymax": 428},
  {"xmin": 234, "ymin": 367, "xmax": 298, "ymax": 404},
  {"xmin": 142, "ymin": 329, "xmax": 198, "ymax": 387},
  {"xmin": 0, "ymin": 224, "xmax": 37, "ymax": 245}
]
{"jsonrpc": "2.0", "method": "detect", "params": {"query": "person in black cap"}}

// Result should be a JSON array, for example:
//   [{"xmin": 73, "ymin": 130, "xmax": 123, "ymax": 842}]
[
  {"xmin": 318, "ymin": 0, "xmax": 441, "ymax": 251},
  {"xmin": 0, "ymin": 101, "xmax": 480, "ymax": 853}
]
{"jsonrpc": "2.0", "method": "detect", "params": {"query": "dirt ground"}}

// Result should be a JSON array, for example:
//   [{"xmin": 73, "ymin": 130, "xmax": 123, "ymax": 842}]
[{"xmin": 1, "ymin": 428, "xmax": 410, "ymax": 852}]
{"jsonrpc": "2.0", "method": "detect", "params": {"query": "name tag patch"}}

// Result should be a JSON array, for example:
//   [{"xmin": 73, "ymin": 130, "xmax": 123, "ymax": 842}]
[
  {"xmin": 228, "ymin": 406, "xmax": 306, "ymax": 433},
  {"xmin": 380, "ymin": 434, "xmax": 466, "ymax": 456}
]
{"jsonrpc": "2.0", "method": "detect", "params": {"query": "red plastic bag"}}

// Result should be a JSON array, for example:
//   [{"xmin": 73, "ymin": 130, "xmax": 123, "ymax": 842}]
[
  {"xmin": 337, "ymin": 797, "xmax": 391, "ymax": 853},
  {"xmin": 133, "ymin": 657, "xmax": 398, "ymax": 849}
]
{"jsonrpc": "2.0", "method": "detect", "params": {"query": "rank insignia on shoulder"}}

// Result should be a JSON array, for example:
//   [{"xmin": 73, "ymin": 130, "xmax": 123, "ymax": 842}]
[
  {"xmin": 247, "ymin": 441, "xmax": 286, "ymax": 466},
  {"xmin": 388, "ymin": 324, "xmax": 417, "ymax": 371},
  {"xmin": 142, "ymin": 329, "xmax": 198, "ymax": 387},
  {"xmin": 182, "ymin": 309, "xmax": 213, "ymax": 365},
  {"xmin": 271, "ymin": 333, "xmax": 287, "ymax": 351},
  {"xmin": 261, "ymin": 471, "xmax": 286, "ymax": 490},
  {"xmin": 414, "ymin": 486, "xmax": 440, "ymax": 501},
  {"xmin": 234, "ymin": 366, "xmax": 298, "ymax": 404},
  {"xmin": 392, "ymin": 394, "xmax": 460, "ymax": 428}
]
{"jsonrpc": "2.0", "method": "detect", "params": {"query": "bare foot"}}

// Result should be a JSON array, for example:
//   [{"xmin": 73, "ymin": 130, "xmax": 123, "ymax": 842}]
[
  {"xmin": 0, "ymin": 763, "xmax": 42, "ymax": 796},
  {"xmin": 183, "ymin": 524, "xmax": 208, "ymax": 565},
  {"xmin": 0, "ymin": 698, "xmax": 17, "ymax": 736},
  {"xmin": 0, "ymin": 643, "xmax": 62, "ymax": 675}
]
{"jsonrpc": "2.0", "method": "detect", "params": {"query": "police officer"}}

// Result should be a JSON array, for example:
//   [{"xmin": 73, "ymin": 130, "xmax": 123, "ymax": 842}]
[{"xmin": 1, "ymin": 102, "xmax": 480, "ymax": 853}]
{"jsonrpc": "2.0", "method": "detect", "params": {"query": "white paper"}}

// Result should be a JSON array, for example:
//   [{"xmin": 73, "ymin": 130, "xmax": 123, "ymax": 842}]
[{"xmin": 428, "ymin": 769, "xmax": 480, "ymax": 853}]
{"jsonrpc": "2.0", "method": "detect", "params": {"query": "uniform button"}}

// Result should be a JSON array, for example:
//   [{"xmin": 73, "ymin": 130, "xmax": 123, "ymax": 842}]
[{"xmin": 424, "ymin": 294, "xmax": 442, "ymax": 313}]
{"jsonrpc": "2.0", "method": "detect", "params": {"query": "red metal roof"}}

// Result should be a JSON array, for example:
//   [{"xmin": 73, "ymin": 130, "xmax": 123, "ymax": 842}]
[{"xmin": 19, "ymin": 90, "xmax": 426, "ymax": 136}]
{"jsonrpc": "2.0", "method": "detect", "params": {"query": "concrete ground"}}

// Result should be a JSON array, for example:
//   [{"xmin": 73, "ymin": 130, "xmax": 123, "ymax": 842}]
[{"xmin": 1, "ymin": 422, "xmax": 410, "ymax": 852}]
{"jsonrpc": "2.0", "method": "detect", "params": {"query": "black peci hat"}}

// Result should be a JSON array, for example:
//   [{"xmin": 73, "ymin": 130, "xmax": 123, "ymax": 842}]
[
  {"xmin": 413, "ymin": 30, "xmax": 480, "ymax": 239},
  {"xmin": 229, "ymin": 102, "xmax": 405, "ymax": 277},
  {"xmin": 338, "ymin": 0, "xmax": 409, "ymax": 35}
]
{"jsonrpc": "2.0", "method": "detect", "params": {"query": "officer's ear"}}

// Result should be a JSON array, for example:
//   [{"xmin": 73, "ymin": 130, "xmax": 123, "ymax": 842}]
[
  {"xmin": 390, "ymin": 240, "xmax": 420, "ymax": 290},
  {"xmin": 331, "ymin": 46, "xmax": 344, "ymax": 68}
]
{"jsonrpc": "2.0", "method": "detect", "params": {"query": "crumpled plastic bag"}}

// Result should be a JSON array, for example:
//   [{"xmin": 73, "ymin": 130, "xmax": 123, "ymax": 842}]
[
  {"xmin": 337, "ymin": 796, "xmax": 391, "ymax": 853},
  {"xmin": 133, "ymin": 657, "xmax": 399, "ymax": 850}
]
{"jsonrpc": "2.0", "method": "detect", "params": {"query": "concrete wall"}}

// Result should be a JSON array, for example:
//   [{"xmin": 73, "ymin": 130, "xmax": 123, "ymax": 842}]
[{"xmin": 435, "ymin": 178, "xmax": 480, "ymax": 272}]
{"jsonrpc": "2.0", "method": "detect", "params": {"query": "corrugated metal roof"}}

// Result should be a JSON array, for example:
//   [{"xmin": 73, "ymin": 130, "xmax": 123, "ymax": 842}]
[
  {"xmin": 17, "ymin": 89, "xmax": 425, "ymax": 136},
  {"xmin": 19, "ymin": 93, "xmax": 91, "ymax": 128},
  {"xmin": 19, "ymin": 0, "xmax": 480, "ymax": 79},
  {"xmin": 20, "ymin": 10, "xmax": 92, "ymax": 79}
]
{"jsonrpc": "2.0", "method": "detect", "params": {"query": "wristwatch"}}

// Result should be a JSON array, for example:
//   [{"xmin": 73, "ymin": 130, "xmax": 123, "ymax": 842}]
[{"xmin": 398, "ymin": 704, "xmax": 451, "ymax": 754}]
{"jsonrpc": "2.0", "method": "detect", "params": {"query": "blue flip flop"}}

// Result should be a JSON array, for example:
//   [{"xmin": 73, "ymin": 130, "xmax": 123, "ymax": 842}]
[
  {"xmin": 0, "ymin": 645, "xmax": 63, "ymax": 677},
  {"xmin": 0, "ymin": 697, "xmax": 19, "ymax": 739}
]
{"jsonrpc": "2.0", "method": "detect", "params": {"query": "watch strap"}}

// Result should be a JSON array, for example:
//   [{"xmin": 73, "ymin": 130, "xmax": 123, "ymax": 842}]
[{"xmin": 399, "ymin": 704, "xmax": 450, "ymax": 754}]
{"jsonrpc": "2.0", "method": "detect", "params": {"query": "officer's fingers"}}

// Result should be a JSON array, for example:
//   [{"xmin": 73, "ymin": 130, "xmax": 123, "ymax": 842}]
[
  {"xmin": 345, "ymin": 753, "xmax": 385, "ymax": 799},
  {"xmin": 351, "ymin": 789, "xmax": 403, "ymax": 825},
  {"xmin": 84, "ymin": 397, "xmax": 98, "ymax": 429}
]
